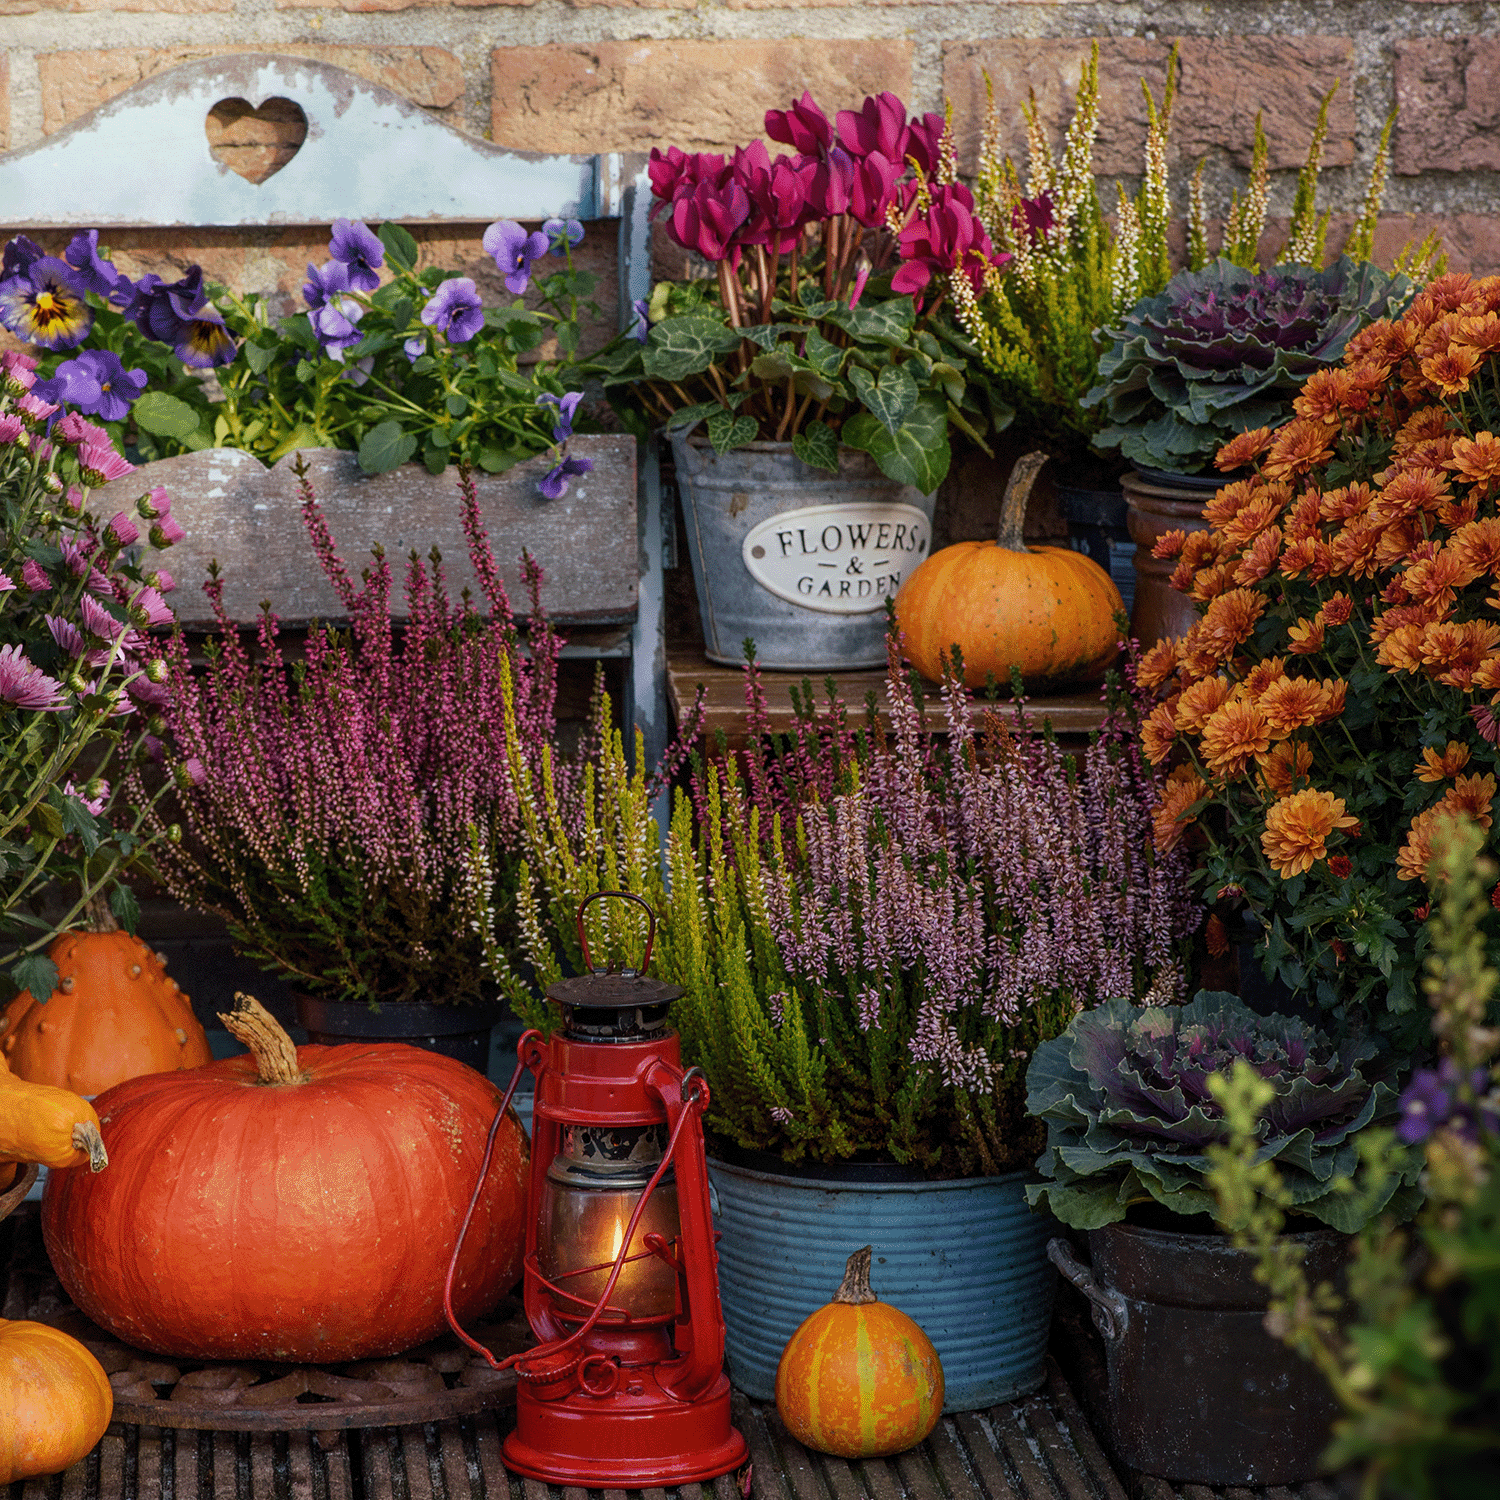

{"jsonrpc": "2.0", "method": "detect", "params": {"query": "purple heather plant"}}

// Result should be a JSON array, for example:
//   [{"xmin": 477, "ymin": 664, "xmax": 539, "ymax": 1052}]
[{"xmin": 140, "ymin": 462, "xmax": 585, "ymax": 1009}]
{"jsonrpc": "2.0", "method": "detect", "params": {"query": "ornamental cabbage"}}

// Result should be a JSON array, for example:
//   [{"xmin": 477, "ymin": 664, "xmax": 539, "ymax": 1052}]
[
  {"xmin": 1025, "ymin": 990, "xmax": 1420, "ymax": 1231},
  {"xmin": 1084, "ymin": 257, "xmax": 1412, "ymax": 476}
]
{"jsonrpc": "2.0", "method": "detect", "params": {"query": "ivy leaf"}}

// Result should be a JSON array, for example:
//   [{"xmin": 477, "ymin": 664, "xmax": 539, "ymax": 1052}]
[
  {"xmin": 848, "ymin": 363, "xmax": 918, "ymax": 436},
  {"xmin": 133, "ymin": 391, "xmax": 202, "ymax": 440},
  {"xmin": 791, "ymin": 420, "xmax": 840, "ymax": 474},
  {"xmin": 642, "ymin": 316, "xmax": 744, "ymax": 383},
  {"xmin": 841, "ymin": 394, "xmax": 950, "ymax": 494},
  {"xmin": 707, "ymin": 409, "xmax": 759, "ymax": 454},
  {"xmin": 11, "ymin": 952, "xmax": 58, "ymax": 1003},
  {"xmin": 357, "ymin": 420, "xmax": 418, "ymax": 475},
  {"xmin": 377, "ymin": 222, "xmax": 420, "ymax": 273}
]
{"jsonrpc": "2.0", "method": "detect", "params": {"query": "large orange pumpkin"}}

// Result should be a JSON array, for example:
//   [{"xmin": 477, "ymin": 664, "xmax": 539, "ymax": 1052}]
[
  {"xmin": 895, "ymin": 452, "xmax": 1123, "ymax": 689},
  {"xmin": 0, "ymin": 1318, "xmax": 113, "ymax": 1483},
  {"xmin": 43, "ymin": 993, "xmax": 528, "ymax": 1363},
  {"xmin": 1, "ymin": 916, "xmax": 212, "ymax": 1095},
  {"xmin": 775, "ymin": 1246, "xmax": 944, "ymax": 1459}
]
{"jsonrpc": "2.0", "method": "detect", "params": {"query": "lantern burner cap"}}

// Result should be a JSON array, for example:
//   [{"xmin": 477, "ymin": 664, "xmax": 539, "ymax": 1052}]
[{"xmin": 547, "ymin": 972, "xmax": 684, "ymax": 1043}]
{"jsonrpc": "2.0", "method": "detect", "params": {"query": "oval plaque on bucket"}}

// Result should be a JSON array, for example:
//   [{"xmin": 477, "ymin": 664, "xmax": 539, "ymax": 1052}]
[{"xmin": 741, "ymin": 503, "xmax": 931, "ymax": 615}]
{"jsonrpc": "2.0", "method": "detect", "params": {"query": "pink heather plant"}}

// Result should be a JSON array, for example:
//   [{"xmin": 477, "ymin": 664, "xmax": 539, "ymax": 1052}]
[{"xmin": 140, "ymin": 461, "xmax": 586, "ymax": 1009}]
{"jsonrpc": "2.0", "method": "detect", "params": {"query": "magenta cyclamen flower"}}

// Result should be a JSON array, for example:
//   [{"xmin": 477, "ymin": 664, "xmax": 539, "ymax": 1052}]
[
  {"xmin": 848, "ymin": 152, "xmax": 904, "ymax": 230},
  {"xmin": 483, "ymin": 220, "xmax": 550, "ymax": 295},
  {"xmin": 538, "ymin": 455, "xmax": 592, "ymax": 500},
  {"xmin": 77, "ymin": 442, "xmax": 134, "ymax": 487},
  {"xmin": 892, "ymin": 183, "xmax": 1010, "ymax": 304},
  {"xmin": 670, "ymin": 178, "xmax": 752, "ymax": 266},
  {"xmin": 328, "ymin": 219, "xmax": 385, "ymax": 293},
  {"xmin": 765, "ymin": 91, "xmax": 835, "ymax": 157},
  {"xmin": 20, "ymin": 559, "xmax": 51, "ymax": 593},
  {"xmin": 0, "ymin": 644, "xmax": 66, "ymax": 711},
  {"xmin": 905, "ymin": 112, "xmax": 949, "ymax": 177},
  {"xmin": 1012, "ymin": 193, "xmax": 1056, "ymax": 244},
  {"xmin": 420, "ymin": 278, "xmax": 485, "ymax": 344},
  {"xmin": 837, "ymin": 92, "xmax": 910, "ymax": 163}
]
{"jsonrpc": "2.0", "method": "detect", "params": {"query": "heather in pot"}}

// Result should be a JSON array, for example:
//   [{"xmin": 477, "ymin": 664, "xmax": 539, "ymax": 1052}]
[{"xmin": 1027, "ymin": 989, "xmax": 1419, "ymax": 1231}]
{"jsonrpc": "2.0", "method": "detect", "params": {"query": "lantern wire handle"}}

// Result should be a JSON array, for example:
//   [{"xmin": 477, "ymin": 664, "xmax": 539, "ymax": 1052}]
[
  {"xmin": 443, "ymin": 1054, "xmax": 705, "ymax": 1375},
  {"xmin": 576, "ymin": 889, "xmax": 657, "ymax": 974}
]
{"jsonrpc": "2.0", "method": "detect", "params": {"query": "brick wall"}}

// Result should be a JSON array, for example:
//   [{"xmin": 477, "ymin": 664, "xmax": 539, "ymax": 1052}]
[{"xmin": 1, "ymin": 2, "xmax": 1497, "ymax": 297}]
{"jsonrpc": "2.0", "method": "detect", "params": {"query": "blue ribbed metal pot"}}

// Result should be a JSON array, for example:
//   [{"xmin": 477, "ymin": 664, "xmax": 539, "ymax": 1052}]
[{"xmin": 708, "ymin": 1156, "xmax": 1055, "ymax": 1412}]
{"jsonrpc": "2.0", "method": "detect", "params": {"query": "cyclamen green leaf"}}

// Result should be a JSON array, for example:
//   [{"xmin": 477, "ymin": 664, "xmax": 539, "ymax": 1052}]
[
  {"xmin": 707, "ymin": 409, "xmax": 759, "ymax": 454},
  {"xmin": 848, "ymin": 363, "xmax": 918, "ymax": 436},
  {"xmin": 841, "ymin": 394, "xmax": 950, "ymax": 493},
  {"xmin": 824, "ymin": 297, "xmax": 917, "ymax": 348},
  {"xmin": 801, "ymin": 331, "xmax": 846, "ymax": 379},
  {"xmin": 357, "ymin": 421, "xmax": 419, "ymax": 475},
  {"xmin": 791, "ymin": 420, "xmax": 839, "ymax": 474},
  {"xmin": 642, "ymin": 316, "xmax": 745, "ymax": 383},
  {"xmin": 133, "ymin": 391, "xmax": 203, "ymax": 440}
]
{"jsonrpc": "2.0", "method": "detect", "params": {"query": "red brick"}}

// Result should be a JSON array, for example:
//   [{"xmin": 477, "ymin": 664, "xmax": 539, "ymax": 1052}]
[
  {"xmin": 943, "ymin": 36, "xmax": 1354, "ymax": 179},
  {"xmin": 1393, "ymin": 40, "xmax": 1500, "ymax": 173},
  {"xmin": 37, "ymin": 46, "xmax": 465, "ymax": 135},
  {"xmin": 491, "ymin": 39, "xmax": 912, "ymax": 155}
]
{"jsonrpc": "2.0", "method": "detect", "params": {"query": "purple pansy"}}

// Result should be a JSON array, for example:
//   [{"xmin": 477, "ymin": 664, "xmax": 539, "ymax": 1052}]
[
  {"xmin": 403, "ymin": 336, "xmax": 427, "ymax": 363},
  {"xmin": 43, "ymin": 349, "xmax": 149, "ymax": 422},
  {"xmin": 311, "ymin": 297, "xmax": 365, "ymax": 361},
  {"xmin": 482, "ymin": 220, "xmax": 550, "ymax": 295},
  {"xmin": 328, "ymin": 220, "xmax": 384, "ymax": 293},
  {"xmin": 631, "ymin": 298, "xmax": 651, "ymax": 342},
  {"xmin": 1397, "ymin": 1058, "xmax": 1499, "ymax": 1144},
  {"xmin": 302, "ymin": 260, "xmax": 352, "ymax": 312},
  {"xmin": 1, "ymin": 236, "xmax": 46, "ymax": 282},
  {"xmin": 537, "ymin": 455, "xmax": 592, "ymax": 500},
  {"xmin": 420, "ymin": 278, "xmax": 485, "ymax": 344},
  {"xmin": 64, "ymin": 230, "xmax": 134, "ymax": 305},
  {"xmin": 536, "ymin": 390, "xmax": 583, "ymax": 443},
  {"xmin": 0, "ymin": 257, "xmax": 94, "ymax": 350},
  {"xmin": 542, "ymin": 218, "xmax": 585, "ymax": 257}
]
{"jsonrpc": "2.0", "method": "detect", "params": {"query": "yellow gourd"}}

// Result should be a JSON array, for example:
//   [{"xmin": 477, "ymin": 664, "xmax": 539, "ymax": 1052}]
[{"xmin": 0, "ymin": 1055, "xmax": 108, "ymax": 1172}]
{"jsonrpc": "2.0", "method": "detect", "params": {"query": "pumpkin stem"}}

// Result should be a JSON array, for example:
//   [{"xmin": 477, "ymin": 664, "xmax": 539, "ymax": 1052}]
[
  {"xmin": 72, "ymin": 1121, "xmax": 108, "ymax": 1173},
  {"xmin": 833, "ymin": 1245, "xmax": 879, "ymax": 1306},
  {"xmin": 82, "ymin": 892, "xmax": 119, "ymax": 933},
  {"xmin": 218, "ymin": 993, "xmax": 304, "ymax": 1086},
  {"xmin": 995, "ymin": 451, "xmax": 1050, "ymax": 553}
]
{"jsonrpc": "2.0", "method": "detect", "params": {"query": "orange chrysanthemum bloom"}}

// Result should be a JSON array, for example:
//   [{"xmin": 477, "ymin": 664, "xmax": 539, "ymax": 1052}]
[
  {"xmin": 1453, "ymin": 311, "xmax": 1500, "ymax": 357},
  {"xmin": 1319, "ymin": 483, "xmax": 1373, "ymax": 524},
  {"xmin": 1204, "ymin": 479, "xmax": 1263, "ymax": 530},
  {"xmin": 1234, "ymin": 527, "xmax": 1284, "ymax": 585},
  {"xmin": 1201, "ymin": 693, "xmax": 1272, "ymax": 780},
  {"xmin": 1258, "ymin": 675, "xmax": 1337, "ymax": 737},
  {"xmin": 1448, "ymin": 432, "xmax": 1500, "ymax": 498},
  {"xmin": 1375, "ymin": 623, "xmax": 1428, "ymax": 673},
  {"xmin": 1396, "ymin": 807, "xmax": 1441, "ymax": 882},
  {"xmin": 1412, "ymin": 272, "xmax": 1480, "ymax": 322},
  {"xmin": 1448, "ymin": 515, "xmax": 1500, "ymax": 576},
  {"xmin": 1197, "ymin": 588, "xmax": 1265, "ymax": 664},
  {"xmin": 1152, "ymin": 528, "xmax": 1188, "ymax": 560},
  {"xmin": 1421, "ymin": 345, "xmax": 1482, "ymax": 397},
  {"xmin": 1473, "ymin": 655, "xmax": 1500, "ymax": 693},
  {"xmin": 1182, "ymin": 531, "xmax": 1220, "ymax": 570},
  {"xmin": 1375, "ymin": 519, "xmax": 1424, "ymax": 570},
  {"xmin": 1152, "ymin": 765, "xmax": 1208, "ymax": 854},
  {"xmin": 1439, "ymin": 495, "xmax": 1481, "ymax": 530},
  {"xmin": 1371, "ymin": 601, "xmax": 1446, "ymax": 644},
  {"xmin": 1261, "ymin": 789, "xmax": 1359, "ymax": 878},
  {"xmin": 1320, "ymin": 678, "xmax": 1348, "ymax": 720},
  {"xmin": 1278, "ymin": 536, "xmax": 1330, "ymax": 580},
  {"xmin": 1287, "ymin": 616, "xmax": 1326, "ymax": 655},
  {"xmin": 1443, "ymin": 771, "xmax": 1497, "ymax": 830},
  {"xmin": 1415, "ymin": 741, "xmax": 1471, "ymax": 782},
  {"xmin": 1370, "ymin": 466, "xmax": 1451, "ymax": 526},
  {"xmin": 1394, "ymin": 406, "xmax": 1456, "ymax": 454},
  {"xmin": 1219, "ymin": 495, "xmax": 1286, "ymax": 553},
  {"xmin": 1327, "ymin": 519, "xmax": 1384, "ymax": 579},
  {"xmin": 1420, "ymin": 619, "xmax": 1500, "ymax": 679},
  {"xmin": 1141, "ymin": 701, "xmax": 1179, "ymax": 766},
  {"xmin": 1191, "ymin": 563, "xmax": 1231, "ymax": 602},
  {"xmin": 1259, "ymin": 740, "xmax": 1315, "ymax": 798},
  {"xmin": 1216, "ymin": 427, "xmax": 1276, "ymax": 472},
  {"xmin": 1205, "ymin": 913, "xmax": 1230, "ymax": 957},
  {"xmin": 1263, "ymin": 419, "xmax": 1336, "ymax": 481},
  {"xmin": 1174, "ymin": 674, "xmax": 1234, "ymax": 733},
  {"xmin": 1322, "ymin": 592, "xmax": 1354, "ymax": 626},
  {"xmin": 1293, "ymin": 367, "xmax": 1355, "ymax": 424},
  {"xmin": 1136, "ymin": 638, "xmax": 1179, "ymax": 691},
  {"xmin": 1347, "ymin": 318, "xmax": 1411, "ymax": 370},
  {"xmin": 1404, "ymin": 547, "xmax": 1480, "ymax": 606},
  {"xmin": 1286, "ymin": 489, "xmax": 1324, "ymax": 539},
  {"xmin": 1243, "ymin": 656, "xmax": 1288, "ymax": 700}
]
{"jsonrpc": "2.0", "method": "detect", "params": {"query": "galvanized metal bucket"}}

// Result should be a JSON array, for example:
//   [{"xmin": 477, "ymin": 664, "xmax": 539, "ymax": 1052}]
[
  {"xmin": 707, "ymin": 1156, "xmax": 1055, "ymax": 1412},
  {"xmin": 670, "ymin": 435, "xmax": 937, "ymax": 670}
]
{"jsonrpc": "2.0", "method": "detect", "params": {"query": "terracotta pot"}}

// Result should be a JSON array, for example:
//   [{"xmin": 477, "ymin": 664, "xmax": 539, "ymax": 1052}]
[{"xmin": 1123, "ymin": 469, "xmax": 1221, "ymax": 648}]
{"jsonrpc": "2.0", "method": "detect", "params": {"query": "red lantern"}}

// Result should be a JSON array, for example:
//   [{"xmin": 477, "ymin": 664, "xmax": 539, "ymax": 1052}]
[{"xmin": 447, "ymin": 893, "xmax": 746, "ymax": 1486}]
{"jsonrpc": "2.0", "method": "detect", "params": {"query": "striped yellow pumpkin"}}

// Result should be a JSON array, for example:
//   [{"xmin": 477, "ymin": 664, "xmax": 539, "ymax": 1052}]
[{"xmin": 774, "ymin": 1246, "xmax": 944, "ymax": 1458}]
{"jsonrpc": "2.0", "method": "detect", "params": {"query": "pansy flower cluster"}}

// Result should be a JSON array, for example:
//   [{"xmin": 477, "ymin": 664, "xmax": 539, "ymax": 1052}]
[
  {"xmin": 1138, "ymin": 271, "xmax": 1500, "ymax": 1037},
  {"xmin": 0, "ymin": 348, "xmax": 186, "ymax": 1000}
]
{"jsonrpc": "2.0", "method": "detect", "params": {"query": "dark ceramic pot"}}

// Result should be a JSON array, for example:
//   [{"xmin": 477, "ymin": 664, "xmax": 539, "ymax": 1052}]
[
  {"xmin": 1122, "ymin": 468, "xmax": 1222, "ymax": 648},
  {"xmin": 293, "ymin": 994, "xmax": 502, "ymax": 1071}
]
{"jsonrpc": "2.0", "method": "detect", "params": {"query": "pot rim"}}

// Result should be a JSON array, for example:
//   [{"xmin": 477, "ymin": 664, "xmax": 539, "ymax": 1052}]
[
  {"xmin": 1097, "ymin": 1220, "xmax": 1347, "ymax": 1249},
  {"xmin": 708, "ymin": 1152, "xmax": 1036, "ymax": 1194}
]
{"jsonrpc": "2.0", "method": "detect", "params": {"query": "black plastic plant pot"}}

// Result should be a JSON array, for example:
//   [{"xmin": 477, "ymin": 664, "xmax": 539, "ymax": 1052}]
[
  {"xmin": 1050, "ymin": 1222, "xmax": 1345, "ymax": 1486},
  {"xmin": 293, "ymin": 994, "xmax": 503, "ymax": 1072}
]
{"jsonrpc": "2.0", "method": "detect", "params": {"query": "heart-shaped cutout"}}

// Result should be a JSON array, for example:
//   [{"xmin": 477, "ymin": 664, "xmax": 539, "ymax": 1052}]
[{"xmin": 205, "ymin": 97, "xmax": 308, "ymax": 184}]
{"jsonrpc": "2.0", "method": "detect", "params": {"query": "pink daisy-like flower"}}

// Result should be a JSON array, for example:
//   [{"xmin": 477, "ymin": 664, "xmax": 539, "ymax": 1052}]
[
  {"xmin": 63, "ymin": 779, "xmax": 108, "ymax": 816},
  {"xmin": 107, "ymin": 511, "xmax": 140, "ymax": 548},
  {"xmin": 150, "ymin": 516, "xmax": 186, "ymax": 547},
  {"xmin": 151, "ymin": 569, "xmax": 175, "ymax": 594},
  {"xmin": 0, "ymin": 414, "xmax": 23, "ymax": 445},
  {"xmin": 63, "ymin": 485, "xmax": 84, "ymax": 513},
  {"xmin": 55, "ymin": 412, "xmax": 111, "ymax": 449},
  {"xmin": 0, "ymin": 571, "xmax": 13, "ymax": 592},
  {"xmin": 0, "ymin": 643, "xmax": 67, "ymax": 711},
  {"xmin": 46, "ymin": 613, "xmax": 87, "ymax": 657},
  {"xmin": 0, "ymin": 348, "xmax": 37, "ymax": 395},
  {"xmin": 137, "ymin": 487, "xmax": 171, "ymax": 520},
  {"xmin": 130, "ymin": 585, "xmax": 173, "ymax": 629},
  {"xmin": 77, "ymin": 442, "xmax": 133, "ymax": 487},
  {"xmin": 20, "ymin": 559, "xmax": 50, "ymax": 593},
  {"xmin": 80, "ymin": 593, "xmax": 126, "ymax": 641},
  {"xmin": 16, "ymin": 392, "xmax": 58, "ymax": 427}
]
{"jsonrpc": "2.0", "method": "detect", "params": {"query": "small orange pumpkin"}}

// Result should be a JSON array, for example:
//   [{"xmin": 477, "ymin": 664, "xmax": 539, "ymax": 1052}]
[
  {"xmin": 895, "ymin": 452, "xmax": 1123, "ymax": 690},
  {"xmin": 0, "ymin": 1318, "xmax": 113, "ymax": 1483},
  {"xmin": 1, "ymin": 905, "xmax": 212, "ymax": 1095},
  {"xmin": 775, "ymin": 1246, "xmax": 944, "ymax": 1459}
]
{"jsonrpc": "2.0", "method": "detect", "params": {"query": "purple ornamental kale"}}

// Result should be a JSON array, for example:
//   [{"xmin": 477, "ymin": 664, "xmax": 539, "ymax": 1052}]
[
  {"xmin": 328, "ymin": 219, "xmax": 384, "ymax": 293},
  {"xmin": 482, "ymin": 220, "xmax": 550, "ymax": 295},
  {"xmin": 419, "ymin": 278, "xmax": 485, "ymax": 344}
]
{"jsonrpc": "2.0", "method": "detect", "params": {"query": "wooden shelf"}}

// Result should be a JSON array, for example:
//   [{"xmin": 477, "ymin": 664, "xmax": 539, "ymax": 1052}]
[{"xmin": 666, "ymin": 649, "xmax": 1112, "ymax": 745}]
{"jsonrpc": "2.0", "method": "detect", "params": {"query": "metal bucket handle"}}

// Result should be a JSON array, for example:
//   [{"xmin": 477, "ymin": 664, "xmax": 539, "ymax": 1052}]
[{"xmin": 1047, "ymin": 1237, "xmax": 1129, "ymax": 1342}]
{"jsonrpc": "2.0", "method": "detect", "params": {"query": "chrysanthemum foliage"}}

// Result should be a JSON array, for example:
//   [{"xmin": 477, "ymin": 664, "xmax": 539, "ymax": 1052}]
[{"xmin": 1140, "ymin": 271, "xmax": 1500, "ymax": 1047}]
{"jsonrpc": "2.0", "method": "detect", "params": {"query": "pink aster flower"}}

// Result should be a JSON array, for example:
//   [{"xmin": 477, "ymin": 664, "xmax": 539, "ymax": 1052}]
[
  {"xmin": 80, "ymin": 593, "xmax": 126, "ymax": 641},
  {"xmin": 0, "ymin": 571, "xmax": 13, "ymax": 592},
  {"xmin": 77, "ymin": 443, "xmax": 134, "ymax": 487},
  {"xmin": 151, "ymin": 569, "xmax": 175, "ymax": 594},
  {"xmin": 46, "ymin": 614, "xmax": 87, "ymax": 658},
  {"xmin": 0, "ymin": 414, "xmax": 23, "ymax": 445},
  {"xmin": 63, "ymin": 779, "xmax": 108, "ymax": 816},
  {"xmin": 107, "ymin": 511, "xmax": 140, "ymax": 548},
  {"xmin": 0, "ymin": 644, "xmax": 66, "ymax": 711},
  {"xmin": 0, "ymin": 348, "xmax": 37, "ymax": 396},
  {"xmin": 150, "ymin": 516, "xmax": 186, "ymax": 548},
  {"xmin": 55, "ymin": 411, "xmax": 111, "ymax": 449},
  {"xmin": 64, "ymin": 485, "xmax": 84, "ymax": 513},
  {"xmin": 137, "ymin": 486, "xmax": 171, "ymax": 520},
  {"xmin": 16, "ymin": 392, "xmax": 58, "ymax": 428},
  {"xmin": 130, "ymin": 585, "xmax": 173, "ymax": 629},
  {"xmin": 20, "ymin": 559, "xmax": 51, "ymax": 593}
]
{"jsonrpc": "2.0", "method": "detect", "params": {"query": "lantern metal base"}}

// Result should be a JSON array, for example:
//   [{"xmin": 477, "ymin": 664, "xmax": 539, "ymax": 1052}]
[{"xmin": 503, "ymin": 1372, "xmax": 747, "ymax": 1485}]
